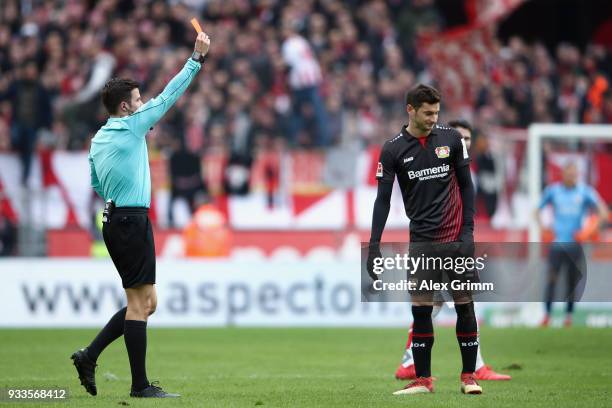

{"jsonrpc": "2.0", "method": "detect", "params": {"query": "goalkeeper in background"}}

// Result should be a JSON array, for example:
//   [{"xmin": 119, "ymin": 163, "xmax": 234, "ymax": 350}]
[{"xmin": 536, "ymin": 162, "xmax": 608, "ymax": 327}]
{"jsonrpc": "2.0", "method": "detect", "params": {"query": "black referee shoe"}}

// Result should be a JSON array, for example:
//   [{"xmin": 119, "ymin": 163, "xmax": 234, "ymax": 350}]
[
  {"xmin": 130, "ymin": 382, "xmax": 180, "ymax": 398},
  {"xmin": 70, "ymin": 348, "xmax": 97, "ymax": 396}
]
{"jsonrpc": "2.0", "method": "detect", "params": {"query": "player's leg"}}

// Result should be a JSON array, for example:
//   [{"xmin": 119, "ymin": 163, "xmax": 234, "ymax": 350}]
[
  {"xmin": 564, "ymin": 243, "xmax": 583, "ymax": 327},
  {"xmin": 89, "ymin": 308, "xmax": 128, "ymax": 360},
  {"xmin": 475, "ymin": 338, "xmax": 485, "ymax": 370},
  {"xmin": 565, "ymin": 302, "xmax": 574, "ymax": 326},
  {"xmin": 443, "ymin": 303, "xmax": 484, "ymax": 372},
  {"xmin": 410, "ymin": 301, "xmax": 435, "ymax": 379},
  {"xmin": 71, "ymin": 306, "xmax": 127, "ymax": 396},
  {"xmin": 439, "ymin": 241, "xmax": 482, "ymax": 394},
  {"xmin": 394, "ymin": 243, "xmax": 436, "ymax": 395},
  {"xmin": 472, "ymin": 302, "xmax": 512, "ymax": 381},
  {"xmin": 125, "ymin": 283, "xmax": 179, "ymax": 398},
  {"xmin": 71, "ymin": 208, "xmax": 137, "ymax": 396},
  {"xmin": 543, "ymin": 244, "xmax": 563, "ymax": 326},
  {"xmin": 147, "ymin": 285, "xmax": 158, "ymax": 317},
  {"xmin": 454, "ymin": 301, "xmax": 479, "ymax": 373},
  {"xmin": 124, "ymin": 284, "xmax": 153, "ymax": 394},
  {"xmin": 395, "ymin": 324, "xmax": 415, "ymax": 380},
  {"xmin": 116, "ymin": 211, "xmax": 177, "ymax": 398},
  {"xmin": 454, "ymin": 296, "xmax": 482, "ymax": 394},
  {"xmin": 393, "ymin": 296, "xmax": 435, "ymax": 395},
  {"xmin": 395, "ymin": 303, "xmax": 442, "ymax": 380}
]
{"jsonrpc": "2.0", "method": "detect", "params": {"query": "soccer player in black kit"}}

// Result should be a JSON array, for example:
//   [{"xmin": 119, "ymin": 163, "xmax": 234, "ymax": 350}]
[{"xmin": 367, "ymin": 84, "xmax": 481, "ymax": 395}]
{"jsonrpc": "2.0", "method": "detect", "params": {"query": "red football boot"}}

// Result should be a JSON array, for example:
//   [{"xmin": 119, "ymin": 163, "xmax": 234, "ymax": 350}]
[
  {"xmin": 474, "ymin": 365, "xmax": 511, "ymax": 381},
  {"xmin": 393, "ymin": 377, "xmax": 434, "ymax": 395},
  {"xmin": 460, "ymin": 373, "xmax": 483, "ymax": 394}
]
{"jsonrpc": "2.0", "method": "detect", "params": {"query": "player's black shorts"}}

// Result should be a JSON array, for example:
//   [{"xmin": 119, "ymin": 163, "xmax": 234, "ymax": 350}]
[
  {"xmin": 102, "ymin": 207, "xmax": 156, "ymax": 289},
  {"xmin": 407, "ymin": 241, "xmax": 478, "ymax": 301}
]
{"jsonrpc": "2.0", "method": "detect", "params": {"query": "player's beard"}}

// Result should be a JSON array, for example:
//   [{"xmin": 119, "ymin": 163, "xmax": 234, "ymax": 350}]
[{"xmin": 416, "ymin": 119, "xmax": 434, "ymax": 134}]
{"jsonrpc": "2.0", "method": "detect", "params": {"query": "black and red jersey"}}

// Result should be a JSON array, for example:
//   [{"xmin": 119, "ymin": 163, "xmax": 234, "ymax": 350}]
[{"xmin": 376, "ymin": 124, "xmax": 470, "ymax": 242}]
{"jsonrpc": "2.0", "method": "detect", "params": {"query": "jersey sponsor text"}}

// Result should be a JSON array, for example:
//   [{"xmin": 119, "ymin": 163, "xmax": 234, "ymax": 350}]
[{"xmin": 408, "ymin": 164, "xmax": 450, "ymax": 180}]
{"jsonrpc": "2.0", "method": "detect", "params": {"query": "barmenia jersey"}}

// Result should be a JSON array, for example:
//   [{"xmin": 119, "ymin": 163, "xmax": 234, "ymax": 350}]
[{"xmin": 376, "ymin": 124, "xmax": 470, "ymax": 242}]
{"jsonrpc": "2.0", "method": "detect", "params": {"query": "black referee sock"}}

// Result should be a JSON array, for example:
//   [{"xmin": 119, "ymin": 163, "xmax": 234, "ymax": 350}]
[
  {"xmin": 124, "ymin": 320, "xmax": 149, "ymax": 391},
  {"xmin": 455, "ymin": 302, "xmax": 478, "ymax": 373},
  {"xmin": 87, "ymin": 307, "xmax": 127, "ymax": 362},
  {"xmin": 411, "ymin": 305, "xmax": 434, "ymax": 378}
]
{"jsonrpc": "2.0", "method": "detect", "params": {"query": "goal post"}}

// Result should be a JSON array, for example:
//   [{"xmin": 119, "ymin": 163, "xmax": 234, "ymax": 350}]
[{"xmin": 528, "ymin": 124, "xmax": 612, "ymax": 242}]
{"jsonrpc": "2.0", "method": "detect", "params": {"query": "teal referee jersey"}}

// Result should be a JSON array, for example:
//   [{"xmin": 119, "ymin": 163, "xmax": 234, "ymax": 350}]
[{"xmin": 89, "ymin": 58, "xmax": 201, "ymax": 207}]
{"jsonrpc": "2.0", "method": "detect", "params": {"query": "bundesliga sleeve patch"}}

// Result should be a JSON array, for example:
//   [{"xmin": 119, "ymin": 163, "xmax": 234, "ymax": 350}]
[
  {"xmin": 376, "ymin": 162, "xmax": 383, "ymax": 178},
  {"xmin": 461, "ymin": 138, "xmax": 469, "ymax": 159}
]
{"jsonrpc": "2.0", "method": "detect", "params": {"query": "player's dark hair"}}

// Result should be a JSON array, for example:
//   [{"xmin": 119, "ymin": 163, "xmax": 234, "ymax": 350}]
[
  {"xmin": 101, "ymin": 78, "xmax": 140, "ymax": 115},
  {"xmin": 448, "ymin": 119, "xmax": 473, "ymax": 133},
  {"xmin": 405, "ymin": 84, "xmax": 441, "ymax": 110}
]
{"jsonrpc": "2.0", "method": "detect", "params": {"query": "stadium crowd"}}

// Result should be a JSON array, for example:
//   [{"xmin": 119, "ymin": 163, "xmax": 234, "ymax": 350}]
[{"xmin": 0, "ymin": 0, "xmax": 611, "ymax": 185}]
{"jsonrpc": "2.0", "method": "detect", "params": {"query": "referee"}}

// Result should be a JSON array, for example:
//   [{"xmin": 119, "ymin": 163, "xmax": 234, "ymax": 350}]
[
  {"xmin": 71, "ymin": 31, "xmax": 210, "ymax": 398},
  {"xmin": 367, "ymin": 84, "xmax": 481, "ymax": 395}
]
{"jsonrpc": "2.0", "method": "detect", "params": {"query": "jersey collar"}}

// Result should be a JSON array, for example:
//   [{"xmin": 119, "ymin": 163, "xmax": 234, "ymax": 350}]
[{"xmin": 401, "ymin": 124, "xmax": 437, "ymax": 142}]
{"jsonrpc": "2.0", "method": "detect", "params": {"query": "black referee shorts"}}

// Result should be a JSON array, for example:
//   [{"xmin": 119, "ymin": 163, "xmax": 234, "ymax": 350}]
[{"xmin": 102, "ymin": 207, "xmax": 156, "ymax": 289}]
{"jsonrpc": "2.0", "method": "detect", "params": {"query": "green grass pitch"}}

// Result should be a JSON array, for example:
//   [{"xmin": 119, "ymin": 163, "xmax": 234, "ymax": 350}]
[{"xmin": 0, "ymin": 327, "xmax": 611, "ymax": 407}]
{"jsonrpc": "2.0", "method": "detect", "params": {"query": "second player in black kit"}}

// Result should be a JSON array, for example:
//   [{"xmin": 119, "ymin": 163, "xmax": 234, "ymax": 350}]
[{"xmin": 367, "ymin": 84, "xmax": 482, "ymax": 395}]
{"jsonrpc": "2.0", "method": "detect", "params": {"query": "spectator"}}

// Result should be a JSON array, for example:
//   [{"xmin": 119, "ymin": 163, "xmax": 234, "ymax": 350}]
[
  {"xmin": 2, "ymin": 59, "xmax": 51, "ymax": 186},
  {"xmin": 0, "ymin": 166, "xmax": 16, "ymax": 255},
  {"xmin": 474, "ymin": 135, "xmax": 499, "ymax": 219},
  {"xmin": 0, "ymin": 212, "xmax": 16, "ymax": 256},
  {"xmin": 168, "ymin": 137, "xmax": 207, "ymax": 228},
  {"xmin": 601, "ymin": 90, "xmax": 612, "ymax": 123},
  {"xmin": 281, "ymin": 21, "xmax": 329, "ymax": 147},
  {"xmin": 60, "ymin": 31, "xmax": 116, "ymax": 148}
]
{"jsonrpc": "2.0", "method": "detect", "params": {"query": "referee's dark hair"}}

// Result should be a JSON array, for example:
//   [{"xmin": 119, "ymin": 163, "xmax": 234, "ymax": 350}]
[
  {"xmin": 102, "ymin": 78, "xmax": 140, "ymax": 115},
  {"xmin": 405, "ymin": 84, "xmax": 441, "ymax": 110},
  {"xmin": 448, "ymin": 119, "xmax": 473, "ymax": 133}
]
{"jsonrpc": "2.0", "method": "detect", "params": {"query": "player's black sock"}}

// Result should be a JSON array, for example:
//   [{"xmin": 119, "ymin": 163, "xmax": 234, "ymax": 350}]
[
  {"xmin": 411, "ymin": 305, "xmax": 434, "ymax": 378},
  {"xmin": 566, "ymin": 302, "xmax": 574, "ymax": 314},
  {"xmin": 545, "ymin": 300, "xmax": 552, "ymax": 315},
  {"xmin": 455, "ymin": 302, "xmax": 478, "ymax": 373},
  {"xmin": 545, "ymin": 274, "xmax": 555, "ymax": 315},
  {"xmin": 124, "ymin": 320, "xmax": 149, "ymax": 391},
  {"xmin": 87, "ymin": 307, "xmax": 127, "ymax": 361}
]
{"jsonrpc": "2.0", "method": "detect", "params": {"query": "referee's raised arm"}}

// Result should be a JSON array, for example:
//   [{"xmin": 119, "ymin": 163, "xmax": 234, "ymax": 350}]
[{"xmin": 126, "ymin": 31, "xmax": 211, "ymax": 136}]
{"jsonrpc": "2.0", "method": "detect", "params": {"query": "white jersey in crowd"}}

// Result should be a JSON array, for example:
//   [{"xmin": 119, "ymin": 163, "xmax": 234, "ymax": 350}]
[{"xmin": 281, "ymin": 34, "xmax": 322, "ymax": 90}]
